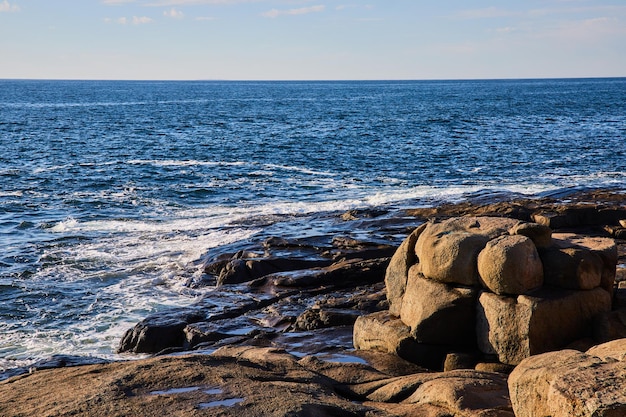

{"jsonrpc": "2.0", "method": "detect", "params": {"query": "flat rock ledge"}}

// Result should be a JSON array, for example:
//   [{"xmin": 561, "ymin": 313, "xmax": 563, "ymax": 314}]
[
  {"xmin": 0, "ymin": 346, "xmax": 514, "ymax": 417},
  {"xmin": 4, "ymin": 340, "xmax": 626, "ymax": 416}
]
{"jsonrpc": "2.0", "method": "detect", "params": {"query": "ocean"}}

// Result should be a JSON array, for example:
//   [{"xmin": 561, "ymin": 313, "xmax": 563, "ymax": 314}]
[{"xmin": 1, "ymin": 78, "xmax": 625, "ymax": 373}]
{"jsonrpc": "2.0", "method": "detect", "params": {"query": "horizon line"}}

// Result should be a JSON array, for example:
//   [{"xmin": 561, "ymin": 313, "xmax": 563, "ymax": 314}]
[{"xmin": 1, "ymin": 76, "xmax": 625, "ymax": 83}]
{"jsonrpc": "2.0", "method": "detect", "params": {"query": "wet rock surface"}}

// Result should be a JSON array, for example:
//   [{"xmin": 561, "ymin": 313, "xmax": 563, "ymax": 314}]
[{"xmin": 1, "ymin": 189, "xmax": 625, "ymax": 416}]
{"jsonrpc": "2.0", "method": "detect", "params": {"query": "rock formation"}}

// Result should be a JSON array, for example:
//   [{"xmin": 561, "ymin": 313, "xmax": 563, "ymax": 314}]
[{"xmin": 355, "ymin": 216, "xmax": 619, "ymax": 368}]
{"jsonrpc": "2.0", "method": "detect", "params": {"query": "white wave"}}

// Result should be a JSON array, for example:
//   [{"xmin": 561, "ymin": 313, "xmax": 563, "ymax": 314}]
[
  {"xmin": 263, "ymin": 164, "xmax": 336, "ymax": 177},
  {"xmin": 126, "ymin": 159, "xmax": 247, "ymax": 168}
]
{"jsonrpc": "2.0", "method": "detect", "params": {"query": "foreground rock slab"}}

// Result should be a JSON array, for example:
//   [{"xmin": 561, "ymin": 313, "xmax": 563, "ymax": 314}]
[
  {"xmin": 0, "ymin": 346, "xmax": 512, "ymax": 417},
  {"xmin": 509, "ymin": 338, "xmax": 626, "ymax": 417}
]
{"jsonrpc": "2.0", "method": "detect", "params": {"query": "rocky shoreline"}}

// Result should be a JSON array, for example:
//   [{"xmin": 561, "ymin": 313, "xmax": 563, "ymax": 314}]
[{"xmin": 1, "ymin": 189, "xmax": 625, "ymax": 416}]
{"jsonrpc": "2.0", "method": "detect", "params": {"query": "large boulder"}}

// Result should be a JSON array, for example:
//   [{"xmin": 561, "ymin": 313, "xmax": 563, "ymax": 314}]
[
  {"xmin": 477, "ymin": 287, "xmax": 612, "ymax": 365},
  {"xmin": 384, "ymin": 224, "xmax": 426, "ymax": 316},
  {"xmin": 415, "ymin": 217, "xmax": 519, "ymax": 287},
  {"xmin": 509, "ymin": 339, "xmax": 626, "ymax": 417},
  {"xmin": 400, "ymin": 269, "xmax": 477, "ymax": 346},
  {"xmin": 556, "ymin": 234, "xmax": 618, "ymax": 294},
  {"xmin": 477, "ymin": 234, "xmax": 543, "ymax": 295},
  {"xmin": 353, "ymin": 311, "xmax": 449, "ymax": 369},
  {"xmin": 508, "ymin": 221, "xmax": 553, "ymax": 248}
]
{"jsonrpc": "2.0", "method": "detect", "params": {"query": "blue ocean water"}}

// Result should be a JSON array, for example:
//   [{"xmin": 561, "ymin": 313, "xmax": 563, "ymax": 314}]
[{"xmin": 1, "ymin": 78, "xmax": 625, "ymax": 371}]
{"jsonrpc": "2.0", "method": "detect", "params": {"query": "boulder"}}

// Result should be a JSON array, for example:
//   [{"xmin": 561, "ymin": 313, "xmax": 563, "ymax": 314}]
[
  {"xmin": 400, "ymin": 271, "xmax": 477, "ymax": 346},
  {"xmin": 443, "ymin": 352, "xmax": 479, "ymax": 371},
  {"xmin": 117, "ymin": 309, "xmax": 204, "ymax": 354},
  {"xmin": 541, "ymin": 234, "xmax": 617, "ymax": 292},
  {"xmin": 477, "ymin": 287, "xmax": 612, "ymax": 365},
  {"xmin": 477, "ymin": 234, "xmax": 543, "ymax": 295},
  {"xmin": 353, "ymin": 311, "xmax": 449, "ymax": 369},
  {"xmin": 415, "ymin": 217, "xmax": 519, "ymax": 286},
  {"xmin": 344, "ymin": 369, "xmax": 513, "ymax": 416},
  {"xmin": 509, "ymin": 340, "xmax": 626, "ymax": 417},
  {"xmin": 508, "ymin": 221, "xmax": 553, "ymax": 248},
  {"xmin": 403, "ymin": 370, "xmax": 513, "ymax": 416},
  {"xmin": 540, "ymin": 246, "xmax": 603, "ymax": 290},
  {"xmin": 217, "ymin": 257, "xmax": 332, "ymax": 286},
  {"xmin": 532, "ymin": 207, "xmax": 626, "ymax": 229},
  {"xmin": 384, "ymin": 223, "xmax": 426, "ymax": 317}
]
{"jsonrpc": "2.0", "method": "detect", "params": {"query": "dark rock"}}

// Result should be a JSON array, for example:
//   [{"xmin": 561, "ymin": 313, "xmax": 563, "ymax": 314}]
[{"xmin": 217, "ymin": 257, "xmax": 333, "ymax": 286}]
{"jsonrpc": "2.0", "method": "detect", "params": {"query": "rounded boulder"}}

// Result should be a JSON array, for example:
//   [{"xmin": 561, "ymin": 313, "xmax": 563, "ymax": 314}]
[{"xmin": 478, "ymin": 234, "xmax": 543, "ymax": 295}]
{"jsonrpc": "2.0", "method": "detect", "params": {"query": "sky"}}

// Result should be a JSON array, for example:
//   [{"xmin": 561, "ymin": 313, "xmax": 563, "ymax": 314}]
[{"xmin": 0, "ymin": 0, "xmax": 625, "ymax": 80}]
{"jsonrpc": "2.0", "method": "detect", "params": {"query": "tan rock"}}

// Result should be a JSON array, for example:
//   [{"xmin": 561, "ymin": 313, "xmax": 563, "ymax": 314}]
[
  {"xmin": 540, "ymin": 245, "xmax": 603, "ymax": 290},
  {"xmin": 477, "ymin": 234, "xmax": 543, "ymax": 295},
  {"xmin": 400, "ymin": 272, "xmax": 477, "ymax": 345},
  {"xmin": 444, "ymin": 352, "xmax": 479, "ymax": 371},
  {"xmin": 385, "ymin": 224, "xmax": 426, "ymax": 316},
  {"xmin": 477, "ymin": 288, "xmax": 612, "ymax": 365},
  {"xmin": 353, "ymin": 311, "xmax": 449, "ymax": 369},
  {"xmin": 353, "ymin": 311, "xmax": 415, "ymax": 355},
  {"xmin": 415, "ymin": 217, "xmax": 517, "ymax": 286},
  {"xmin": 549, "ymin": 234, "xmax": 618, "ymax": 293},
  {"xmin": 509, "ymin": 343, "xmax": 626, "ymax": 417},
  {"xmin": 509, "ymin": 221, "xmax": 553, "ymax": 248},
  {"xmin": 586, "ymin": 337, "xmax": 626, "ymax": 362},
  {"xmin": 476, "ymin": 292, "xmax": 531, "ymax": 363},
  {"xmin": 403, "ymin": 370, "xmax": 513, "ymax": 416}
]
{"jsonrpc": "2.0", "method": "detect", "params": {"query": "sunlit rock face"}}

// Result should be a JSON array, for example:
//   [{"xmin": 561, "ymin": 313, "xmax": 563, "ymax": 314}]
[{"xmin": 357, "ymin": 216, "xmax": 618, "ymax": 368}]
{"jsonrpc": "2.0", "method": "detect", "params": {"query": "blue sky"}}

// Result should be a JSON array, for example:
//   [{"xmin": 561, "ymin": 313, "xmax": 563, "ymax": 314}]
[{"xmin": 1, "ymin": 0, "xmax": 625, "ymax": 80}]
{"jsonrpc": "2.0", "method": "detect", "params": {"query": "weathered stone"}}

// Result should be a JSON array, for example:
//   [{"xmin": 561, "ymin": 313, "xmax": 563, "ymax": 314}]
[
  {"xmin": 509, "ymin": 221, "xmax": 553, "ymax": 248},
  {"xmin": 400, "ymin": 272, "xmax": 477, "ymax": 346},
  {"xmin": 353, "ymin": 311, "xmax": 448, "ymax": 369},
  {"xmin": 403, "ymin": 370, "xmax": 513, "ymax": 416},
  {"xmin": 117, "ymin": 309, "xmax": 205, "ymax": 354},
  {"xmin": 415, "ymin": 217, "xmax": 519, "ymax": 286},
  {"xmin": 353, "ymin": 311, "xmax": 415, "ymax": 355},
  {"xmin": 294, "ymin": 308, "xmax": 361, "ymax": 330},
  {"xmin": 509, "ymin": 342, "xmax": 626, "ymax": 417},
  {"xmin": 217, "ymin": 257, "xmax": 333, "ymax": 285},
  {"xmin": 586, "ymin": 337, "xmax": 626, "ymax": 362},
  {"xmin": 540, "ymin": 246, "xmax": 603, "ymax": 290},
  {"xmin": 477, "ymin": 288, "xmax": 612, "ymax": 365},
  {"xmin": 476, "ymin": 292, "xmax": 529, "ymax": 363},
  {"xmin": 532, "ymin": 207, "xmax": 626, "ymax": 229},
  {"xmin": 268, "ymin": 257, "xmax": 389, "ymax": 288},
  {"xmin": 477, "ymin": 234, "xmax": 543, "ymax": 295},
  {"xmin": 385, "ymin": 224, "xmax": 426, "ymax": 316},
  {"xmin": 443, "ymin": 352, "xmax": 478, "ymax": 371},
  {"xmin": 474, "ymin": 362, "xmax": 515, "ymax": 374},
  {"xmin": 540, "ymin": 233, "xmax": 616, "ymax": 291}
]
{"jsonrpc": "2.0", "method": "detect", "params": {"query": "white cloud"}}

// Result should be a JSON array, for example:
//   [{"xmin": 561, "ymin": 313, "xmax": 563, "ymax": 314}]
[
  {"xmin": 104, "ymin": 15, "xmax": 153, "ymax": 25},
  {"xmin": 163, "ymin": 7, "xmax": 184, "ymax": 18},
  {"xmin": 132, "ymin": 15, "xmax": 153, "ymax": 24},
  {"xmin": 454, "ymin": 7, "xmax": 516, "ymax": 20},
  {"xmin": 262, "ymin": 5, "xmax": 325, "ymax": 18},
  {"xmin": 0, "ymin": 0, "xmax": 20, "ymax": 12}
]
